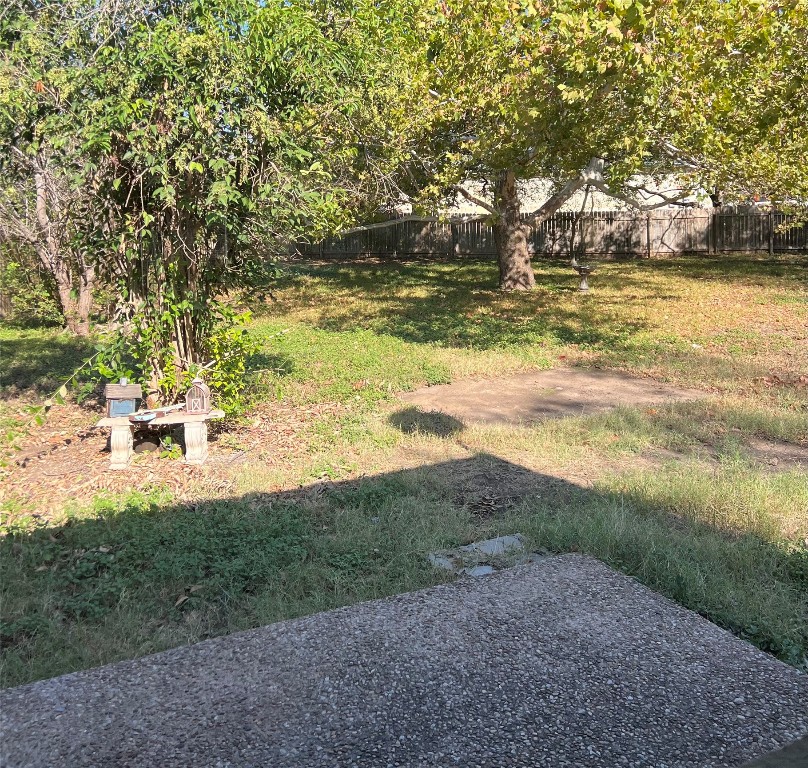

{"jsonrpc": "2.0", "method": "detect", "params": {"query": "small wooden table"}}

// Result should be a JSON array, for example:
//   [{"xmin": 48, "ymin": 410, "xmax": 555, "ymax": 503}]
[{"xmin": 96, "ymin": 410, "xmax": 225, "ymax": 469}]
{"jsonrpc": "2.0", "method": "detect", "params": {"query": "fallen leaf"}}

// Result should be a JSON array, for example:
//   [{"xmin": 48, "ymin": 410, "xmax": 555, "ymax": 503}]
[{"xmin": 174, "ymin": 595, "xmax": 189, "ymax": 608}]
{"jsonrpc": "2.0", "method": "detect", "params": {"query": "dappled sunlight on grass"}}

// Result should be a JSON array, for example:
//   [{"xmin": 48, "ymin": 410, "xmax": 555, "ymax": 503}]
[{"xmin": 257, "ymin": 255, "xmax": 808, "ymax": 396}]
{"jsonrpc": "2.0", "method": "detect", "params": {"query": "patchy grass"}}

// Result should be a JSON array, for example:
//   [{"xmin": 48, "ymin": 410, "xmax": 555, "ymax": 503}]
[
  {"xmin": 512, "ymin": 461, "xmax": 808, "ymax": 668},
  {"xmin": 1, "ymin": 478, "xmax": 475, "ymax": 686},
  {"xmin": 0, "ymin": 327, "xmax": 97, "ymax": 461},
  {"xmin": 0, "ymin": 327, "xmax": 94, "ymax": 397},
  {"xmin": 2, "ymin": 253, "xmax": 808, "ymax": 686},
  {"xmin": 261, "ymin": 254, "xmax": 808, "ymax": 394}
]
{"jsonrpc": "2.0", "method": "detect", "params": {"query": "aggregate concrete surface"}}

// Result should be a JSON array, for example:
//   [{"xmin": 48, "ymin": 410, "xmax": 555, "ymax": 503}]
[{"xmin": 1, "ymin": 555, "xmax": 806, "ymax": 768}]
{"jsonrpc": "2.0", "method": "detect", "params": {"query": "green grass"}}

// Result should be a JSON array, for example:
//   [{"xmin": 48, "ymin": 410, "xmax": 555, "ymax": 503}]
[
  {"xmin": 2, "ymin": 253, "xmax": 807, "ymax": 686},
  {"xmin": 262, "ymin": 254, "xmax": 808, "ymax": 393},
  {"xmin": 248, "ymin": 322, "xmax": 453, "ymax": 406},
  {"xmin": 0, "ymin": 327, "xmax": 94, "ymax": 396},
  {"xmin": 512, "ymin": 461, "xmax": 808, "ymax": 667},
  {"xmin": 1, "ymin": 477, "xmax": 476, "ymax": 686},
  {"xmin": 0, "ymin": 327, "xmax": 97, "ymax": 460}
]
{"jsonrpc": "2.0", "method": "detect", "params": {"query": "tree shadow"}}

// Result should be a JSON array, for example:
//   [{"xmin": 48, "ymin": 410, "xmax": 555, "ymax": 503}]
[
  {"xmin": 388, "ymin": 407, "xmax": 465, "ymax": 437},
  {"xmin": 278, "ymin": 259, "xmax": 656, "ymax": 353},
  {"xmin": 645, "ymin": 252, "xmax": 808, "ymax": 283},
  {"xmin": 247, "ymin": 351, "xmax": 295, "ymax": 377},
  {"xmin": 2, "ymin": 453, "xmax": 805, "ymax": 688},
  {"xmin": 0, "ymin": 333, "xmax": 95, "ymax": 398}
]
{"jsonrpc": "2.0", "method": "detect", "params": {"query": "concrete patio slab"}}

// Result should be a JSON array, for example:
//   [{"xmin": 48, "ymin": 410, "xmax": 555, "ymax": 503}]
[
  {"xmin": 1, "ymin": 554, "xmax": 806, "ymax": 768},
  {"xmin": 399, "ymin": 368, "xmax": 707, "ymax": 425}
]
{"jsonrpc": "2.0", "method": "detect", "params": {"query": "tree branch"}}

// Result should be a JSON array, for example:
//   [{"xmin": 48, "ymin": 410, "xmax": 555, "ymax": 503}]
[
  {"xmin": 658, "ymin": 140, "xmax": 703, "ymax": 172},
  {"xmin": 624, "ymin": 183, "xmax": 695, "ymax": 207},
  {"xmin": 589, "ymin": 179, "xmax": 695, "ymax": 210},
  {"xmin": 522, "ymin": 157, "xmax": 604, "ymax": 225},
  {"xmin": 451, "ymin": 184, "xmax": 498, "ymax": 215},
  {"xmin": 0, "ymin": 201, "xmax": 40, "ymax": 246}
]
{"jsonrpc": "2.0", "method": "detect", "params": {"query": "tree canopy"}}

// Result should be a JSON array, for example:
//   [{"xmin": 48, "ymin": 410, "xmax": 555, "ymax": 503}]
[
  {"xmin": 406, "ymin": 0, "xmax": 808, "ymax": 287},
  {"xmin": 1, "ymin": 0, "xmax": 430, "ymax": 402}
]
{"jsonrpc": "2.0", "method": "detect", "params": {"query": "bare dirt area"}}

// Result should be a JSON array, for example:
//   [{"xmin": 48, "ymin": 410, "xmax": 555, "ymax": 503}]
[
  {"xmin": 1, "ymin": 399, "xmax": 346, "ymax": 522},
  {"xmin": 744, "ymin": 437, "xmax": 808, "ymax": 471},
  {"xmin": 400, "ymin": 368, "xmax": 709, "ymax": 425}
]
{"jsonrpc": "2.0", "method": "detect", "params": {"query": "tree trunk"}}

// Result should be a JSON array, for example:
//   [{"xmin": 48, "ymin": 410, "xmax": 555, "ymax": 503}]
[
  {"xmin": 32, "ymin": 154, "xmax": 94, "ymax": 335},
  {"xmin": 493, "ymin": 169, "xmax": 535, "ymax": 291},
  {"xmin": 72, "ymin": 263, "xmax": 95, "ymax": 336}
]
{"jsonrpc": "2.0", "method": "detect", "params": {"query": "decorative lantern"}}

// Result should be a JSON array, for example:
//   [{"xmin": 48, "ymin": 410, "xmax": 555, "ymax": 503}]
[
  {"xmin": 104, "ymin": 377, "xmax": 142, "ymax": 417},
  {"xmin": 185, "ymin": 377, "xmax": 211, "ymax": 415}
]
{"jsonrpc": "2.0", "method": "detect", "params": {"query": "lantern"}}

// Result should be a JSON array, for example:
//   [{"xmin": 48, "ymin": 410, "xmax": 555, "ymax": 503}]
[
  {"xmin": 104, "ymin": 377, "xmax": 142, "ymax": 417},
  {"xmin": 185, "ymin": 377, "xmax": 211, "ymax": 415}
]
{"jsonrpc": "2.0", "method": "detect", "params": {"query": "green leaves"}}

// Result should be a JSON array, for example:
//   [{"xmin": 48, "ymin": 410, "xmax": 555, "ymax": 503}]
[{"xmin": 45, "ymin": 0, "xmax": 406, "ymax": 403}]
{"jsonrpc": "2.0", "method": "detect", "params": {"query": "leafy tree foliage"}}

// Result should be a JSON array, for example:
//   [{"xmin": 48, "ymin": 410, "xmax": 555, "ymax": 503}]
[
  {"xmin": 2, "ymin": 0, "xmax": 424, "ymax": 404},
  {"xmin": 0, "ymin": 2, "xmax": 107, "ymax": 334},
  {"xmin": 655, "ymin": 0, "xmax": 808, "ymax": 210},
  {"xmin": 414, "ymin": 0, "xmax": 808, "ymax": 289}
]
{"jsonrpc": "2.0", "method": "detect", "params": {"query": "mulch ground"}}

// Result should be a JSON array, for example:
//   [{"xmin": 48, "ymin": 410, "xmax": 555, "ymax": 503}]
[{"xmin": 1, "ymin": 399, "xmax": 346, "ymax": 523}]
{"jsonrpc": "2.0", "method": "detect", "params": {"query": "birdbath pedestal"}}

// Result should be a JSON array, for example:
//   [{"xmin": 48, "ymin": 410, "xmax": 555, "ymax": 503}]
[{"xmin": 573, "ymin": 264, "xmax": 594, "ymax": 292}]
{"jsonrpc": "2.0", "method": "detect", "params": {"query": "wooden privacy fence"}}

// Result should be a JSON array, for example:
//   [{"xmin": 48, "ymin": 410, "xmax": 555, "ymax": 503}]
[{"xmin": 298, "ymin": 210, "xmax": 808, "ymax": 259}]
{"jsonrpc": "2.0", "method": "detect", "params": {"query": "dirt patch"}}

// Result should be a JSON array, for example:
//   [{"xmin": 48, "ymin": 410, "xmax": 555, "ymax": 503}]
[
  {"xmin": 435, "ymin": 453, "xmax": 567, "ymax": 517},
  {"xmin": 744, "ymin": 438, "xmax": 808, "ymax": 471},
  {"xmin": 1, "ymin": 399, "xmax": 346, "ymax": 524},
  {"xmin": 400, "ymin": 368, "xmax": 708, "ymax": 426}
]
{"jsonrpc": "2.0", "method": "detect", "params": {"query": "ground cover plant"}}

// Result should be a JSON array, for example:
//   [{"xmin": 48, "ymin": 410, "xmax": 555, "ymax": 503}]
[{"xmin": 1, "ymin": 252, "xmax": 807, "ymax": 686}]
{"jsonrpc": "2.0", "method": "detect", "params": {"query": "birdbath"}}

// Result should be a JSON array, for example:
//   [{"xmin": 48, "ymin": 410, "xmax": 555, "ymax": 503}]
[{"xmin": 573, "ymin": 264, "xmax": 594, "ymax": 292}]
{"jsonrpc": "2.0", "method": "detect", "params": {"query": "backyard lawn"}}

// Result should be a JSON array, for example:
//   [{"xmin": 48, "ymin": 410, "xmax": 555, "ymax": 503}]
[{"xmin": 1, "ymin": 253, "xmax": 807, "ymax": 686}]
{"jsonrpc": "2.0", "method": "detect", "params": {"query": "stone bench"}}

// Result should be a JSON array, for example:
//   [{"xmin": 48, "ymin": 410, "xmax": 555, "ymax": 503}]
[{"xmin": 96, "ymin": 410, "xmax": 225, "ymax": 469}]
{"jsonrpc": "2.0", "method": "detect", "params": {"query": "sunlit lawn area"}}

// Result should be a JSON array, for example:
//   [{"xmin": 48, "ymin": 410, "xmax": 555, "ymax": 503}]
[{"xmin": 2, "ymin": 253, "xmax": 807, "ymax": 686}]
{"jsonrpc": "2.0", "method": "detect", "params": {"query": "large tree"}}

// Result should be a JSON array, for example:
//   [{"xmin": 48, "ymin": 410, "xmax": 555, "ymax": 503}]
[
  {"xmin": 0, "ymin": 3, "xmax": 109, "ymax": 335},
  {"xmin": 411, "ymin": 0, "xmax": 807, "ymax": 290},
  {"xmin": 1, "ymin": 0, "xmax": 427, "ymax": 402}
]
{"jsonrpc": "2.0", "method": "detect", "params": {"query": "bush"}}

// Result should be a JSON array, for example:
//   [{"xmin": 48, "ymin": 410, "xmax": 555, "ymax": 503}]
[
  {"xmin": 0, "ymin": 251, "xmax": 63, "ymax": 328},
  {"xmin": 94, "ymin": 305, "xmax": 258, "ymax": 415}
]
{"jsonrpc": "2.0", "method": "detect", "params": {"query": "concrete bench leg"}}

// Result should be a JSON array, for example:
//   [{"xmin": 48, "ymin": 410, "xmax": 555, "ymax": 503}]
[
  {"xmin": 109, "ymin": 424, "xmax": 134, "ymax": 469},
  {"xmin": 184, "ymin": 421, "xmax": 208, "ymax": 465}
]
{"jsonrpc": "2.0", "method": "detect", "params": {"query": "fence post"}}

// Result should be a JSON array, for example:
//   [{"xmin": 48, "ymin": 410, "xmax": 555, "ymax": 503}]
[
  {"xmin": 645, "ymin": 213, "xmax": 651, "ymax": 259},
  {"xmin": 450, "ymin": 222, "xmax": 458, "ymax": 257},
  {"xmin": 768, "ymin": 211, "xmax": 774, "ymax": 256}
]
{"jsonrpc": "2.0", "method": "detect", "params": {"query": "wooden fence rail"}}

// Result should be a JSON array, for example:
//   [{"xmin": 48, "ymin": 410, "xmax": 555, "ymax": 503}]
[{"xmin": 297, "ymin": 210, "xmax": 808, "ymax": 259}]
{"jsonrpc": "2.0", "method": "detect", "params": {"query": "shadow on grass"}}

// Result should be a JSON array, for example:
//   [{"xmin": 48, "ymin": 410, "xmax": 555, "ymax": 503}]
[
  {"xmin": 274, "ymin": 254, "xmax": 808, "ymax": 357},
  {"xmin": 2, "ymin": 453, "xmax": 805, "ymax": 688},
  {"xmin": 389, "ymin": 407, "xmax": 465, "ymax": 437},
  {"xmin": 0, "ymin": 333, "xmax": 95, "ymax": 398},
  {"xmin": 247, "ymin": 351, "xmax": 296, "ymax": 377},
  {"xmin": 274, "ymin": 259, "xmax": 653, "ymax": 353},
  {"xmin": 646, "ymin": 253, "xmax": 808, "ymax": 283}
]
